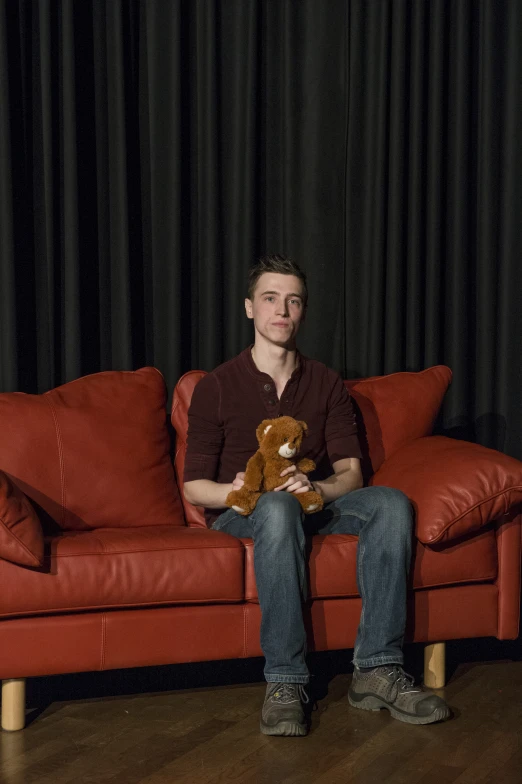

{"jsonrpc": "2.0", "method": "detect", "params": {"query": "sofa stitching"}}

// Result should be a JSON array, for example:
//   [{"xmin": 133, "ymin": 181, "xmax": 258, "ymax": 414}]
[
  {"xmin": 43, "ymin": 395, "xmax": 67, "ymax": 529},
  {"xmin": 43, "ymin": 543, "xmax": 243, "ymax": 558},
  {"xmin": 2, "ymin": 597, "xmax": 244, "ymax": 618}
]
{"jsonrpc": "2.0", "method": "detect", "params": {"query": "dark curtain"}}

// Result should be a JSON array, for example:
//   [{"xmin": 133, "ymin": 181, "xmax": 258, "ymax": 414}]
[{"xmin": 1, "ymin": 0, "xmax": 521, "ymax": 459}]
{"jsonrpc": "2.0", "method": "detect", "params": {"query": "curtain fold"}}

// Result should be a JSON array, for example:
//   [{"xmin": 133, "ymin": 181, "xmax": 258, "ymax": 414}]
[{"xmin": 0, "ymin": 0, "xmax": 521, "ymax": 459}]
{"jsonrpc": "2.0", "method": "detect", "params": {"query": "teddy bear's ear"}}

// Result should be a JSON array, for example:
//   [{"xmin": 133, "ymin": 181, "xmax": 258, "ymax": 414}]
[
  {"xmin": 256, "ymin": 419, "xmax": 274, "ymax": 444},
  {"xmin": 298, "ymin": 420, "xmax": 308, "ymax": 432}
]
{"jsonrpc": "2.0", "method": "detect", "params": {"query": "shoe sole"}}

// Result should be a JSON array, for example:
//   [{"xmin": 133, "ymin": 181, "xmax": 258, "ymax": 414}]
[
  {"xmin": 348, "ymin": 692, "xmax": 450, "ymax": 725},
  {"xmin": 260, "ymin": 719, "xmax": 308, "ymax": 736}
]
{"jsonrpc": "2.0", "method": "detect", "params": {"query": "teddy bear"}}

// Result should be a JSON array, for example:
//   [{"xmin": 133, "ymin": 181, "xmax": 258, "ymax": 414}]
[{"xmin": 225, "ymin": 416, "xmax": 324, "ymax": 516}]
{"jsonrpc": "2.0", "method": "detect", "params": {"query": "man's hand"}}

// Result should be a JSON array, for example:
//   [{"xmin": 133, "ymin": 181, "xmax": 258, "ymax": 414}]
[
  {"xmin": 274, "ymin": 465, "xmax": 319, "ymax": 496},
  {"xmin": 231, "ymin": 471, "xmax": 246, "ymax": 491}
]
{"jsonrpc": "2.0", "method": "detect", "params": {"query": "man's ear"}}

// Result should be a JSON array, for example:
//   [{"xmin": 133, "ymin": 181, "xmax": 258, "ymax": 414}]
[
  {"xmin": 256, "ymin": 419, "xmax": 274, "ymax": 444},
  {"xmin": 245, "ymin": 298, "xmax": 253, "ymax": 319}
]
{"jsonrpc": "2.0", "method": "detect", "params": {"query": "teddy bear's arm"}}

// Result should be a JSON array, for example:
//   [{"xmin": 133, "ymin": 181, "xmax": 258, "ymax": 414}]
[
  {"xmin": 296, "ymin": 458, "xmax": 316, "ymax": 474},
  {"xmin": 242, "ymin": 451, "xmax": 265, "ymax": 491}
]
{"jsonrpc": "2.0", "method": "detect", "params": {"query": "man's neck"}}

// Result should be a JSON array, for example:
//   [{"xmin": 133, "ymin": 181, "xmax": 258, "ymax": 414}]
[{"xmin": 251, "ymin": 341, "xmax": 298, "ymax": 384}]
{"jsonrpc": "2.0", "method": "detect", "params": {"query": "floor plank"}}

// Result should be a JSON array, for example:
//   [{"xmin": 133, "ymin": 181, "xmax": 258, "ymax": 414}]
[{"xmin": 1, "ymin": 654, "xmax": 522, "ymax": 784}]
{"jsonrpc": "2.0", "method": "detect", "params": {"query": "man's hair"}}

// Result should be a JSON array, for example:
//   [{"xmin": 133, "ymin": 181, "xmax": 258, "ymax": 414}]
[{"xmin": 247, "ymin": 254, "xmax": 308, "ymax": 306}]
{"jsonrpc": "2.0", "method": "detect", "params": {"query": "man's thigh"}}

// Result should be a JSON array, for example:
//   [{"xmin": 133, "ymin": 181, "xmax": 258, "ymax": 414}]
[
  {"xmin": 303, "ymin": 486, "xmax": 394, "ymax": 537},
  {"xmin": 214, "ymin": 486, "xmax": 407, "ymax": 539}
]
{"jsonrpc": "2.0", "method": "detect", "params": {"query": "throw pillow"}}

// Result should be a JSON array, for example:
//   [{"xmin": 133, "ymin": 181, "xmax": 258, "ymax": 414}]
[
  {"xmin": 370, "ymin": 435, "xmax": 522, "ymax": 544},
  {"xmin": 346, "ymin": 365, "xmax": 452, "ymax": 476},
  {"xmin": 0, "ymin": 470, "xmax": 44, "ymax": 566},
  {"xmin": 0, "ymin": 367, "xmax": 184, "ymax": 531}
]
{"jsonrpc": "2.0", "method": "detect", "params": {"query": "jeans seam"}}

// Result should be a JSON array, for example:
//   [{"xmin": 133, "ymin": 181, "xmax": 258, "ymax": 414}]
[
  {"xmin": 266, "ymin": 674, "xmax": 309, "ymax": 684},
  {"xmin": 355, "ymin": 540, "xmax": 366, "ymax": 661},
  {"xmin": 352, "ymin": 655, "xmax": 404, "ymax": 668}
]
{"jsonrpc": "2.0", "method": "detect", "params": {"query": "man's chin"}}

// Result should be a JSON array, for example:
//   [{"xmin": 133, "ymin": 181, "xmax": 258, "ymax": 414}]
[{"xmin": 256, "ymin": 328, "xmax": 299, "ymax": 350}]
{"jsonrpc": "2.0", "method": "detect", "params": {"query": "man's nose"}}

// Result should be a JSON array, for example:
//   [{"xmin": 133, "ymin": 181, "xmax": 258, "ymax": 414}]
[{"xmin": 276, "ymin": 300, "xmax": 289, "ymax": 316}]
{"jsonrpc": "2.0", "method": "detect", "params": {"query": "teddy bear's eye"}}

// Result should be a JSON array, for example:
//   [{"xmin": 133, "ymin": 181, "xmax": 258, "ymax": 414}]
[{"xmin": 283, "ymin": 437, "xmax": 288, "ymax": 442}]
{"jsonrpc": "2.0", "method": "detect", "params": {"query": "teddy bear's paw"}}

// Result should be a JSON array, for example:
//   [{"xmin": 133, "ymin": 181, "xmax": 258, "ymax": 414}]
[
  {"xmin": 305, "ymin": 503, "xmax": 320, "ymax": 512},
  {"xmin": 231, "ymin": 505, "xmax": 247, "ymax": 514}
]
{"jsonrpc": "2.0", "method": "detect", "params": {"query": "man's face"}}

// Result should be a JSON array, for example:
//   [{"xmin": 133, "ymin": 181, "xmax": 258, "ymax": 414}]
[{"xmin": 245, "ymin": 273, "xmax": 306, "ymax": 347}]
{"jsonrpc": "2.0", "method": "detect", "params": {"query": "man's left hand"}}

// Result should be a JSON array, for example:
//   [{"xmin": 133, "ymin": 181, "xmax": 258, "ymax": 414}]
[{"xmin": 274, "ymin": 465, "xmax": 318, "ymax": 495}]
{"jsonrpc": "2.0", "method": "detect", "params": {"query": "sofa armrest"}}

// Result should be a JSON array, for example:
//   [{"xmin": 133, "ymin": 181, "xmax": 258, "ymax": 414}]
[
  {"xmin": 496, "ymin": 511, "xmax": 522, "ymax": 639},
  {"xmin": 369, "ymin": 436, "xmax": 522, "ymax": 545}
]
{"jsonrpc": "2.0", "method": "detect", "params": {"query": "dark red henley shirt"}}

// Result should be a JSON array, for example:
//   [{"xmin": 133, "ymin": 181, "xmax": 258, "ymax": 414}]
[{"xmin": 184, "ymin": 346, "xmax": 362, "ymax": 526}]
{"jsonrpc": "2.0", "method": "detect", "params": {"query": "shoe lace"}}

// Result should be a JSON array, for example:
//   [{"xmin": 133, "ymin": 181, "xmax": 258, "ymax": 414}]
[
  {"xmin": 383, "ymin": 666, "xmax": 422, "ymax": 694},
  {"xmin": 271, "ymin": 683, "xmax": 310, "ymax": 704}
]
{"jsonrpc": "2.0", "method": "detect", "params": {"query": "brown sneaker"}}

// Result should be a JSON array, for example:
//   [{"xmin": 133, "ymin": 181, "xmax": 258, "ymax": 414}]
[
  {"xmin": 260, "ymin": 682, "xmax": 309, "ymax": 736},
  {"xmin": 348, "ymin": 665, "xmax": 450, "ymax": 725}
]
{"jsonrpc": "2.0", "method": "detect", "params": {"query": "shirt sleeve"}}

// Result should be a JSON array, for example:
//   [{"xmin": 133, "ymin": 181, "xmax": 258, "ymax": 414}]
[
  {"xmin": 183, "ymin": 373, "xmax": 224, "ymax": 483},
  {"xmin": 325, "ymin": 372, "xmax": 362, "ymax": 464}
]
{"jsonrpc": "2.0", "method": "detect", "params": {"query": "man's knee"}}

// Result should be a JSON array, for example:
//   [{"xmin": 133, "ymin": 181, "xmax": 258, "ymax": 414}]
[
  {"xmin": 255, "ymin": 491, "xmax": 302, "ymax": 515},
  {"xmin": 369, "ymin": 486, "xmax": 413, "ymax": 542},
  {"xmin": 253, "ymin": 492, "xmax": 304, "ymax": 538}
]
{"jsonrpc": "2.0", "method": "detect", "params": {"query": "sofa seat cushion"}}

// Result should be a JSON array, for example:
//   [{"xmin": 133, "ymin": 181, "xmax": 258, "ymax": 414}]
[
  {"xmin": 0, "ymin": 367, "xmax": 183, "ymax": 532},
  {"xmin": 0, "ymin": 526, "xmax": 244, "ymax": 618},
  {"xmin": 243, "ymin": 527, "xmax": 497, "ymax": 601}
]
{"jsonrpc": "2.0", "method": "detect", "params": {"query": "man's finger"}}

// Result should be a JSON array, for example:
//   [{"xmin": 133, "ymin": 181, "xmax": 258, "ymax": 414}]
[
  {"xmin": 280, "ymin": 466, "xmax": 296, "ymax": 477},
  {"xmin": 286, "ymin": 482, "xmax": 309, "ymax": 494}
]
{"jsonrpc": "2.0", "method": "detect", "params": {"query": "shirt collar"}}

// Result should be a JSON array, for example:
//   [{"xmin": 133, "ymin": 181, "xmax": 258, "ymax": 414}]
[{"xmin": 241, "ymin": 344, "xmax": 305, "ymax": 383}]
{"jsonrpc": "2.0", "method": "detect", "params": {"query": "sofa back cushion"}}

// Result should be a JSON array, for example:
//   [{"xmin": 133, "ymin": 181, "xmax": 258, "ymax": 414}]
[
  {"xmin": 0, "ymin": 470, "xmax": 44, "ymax": 566},
  {"xmin": 0, "ymin": 368, "xmax": 184, "ymax": 531},
  {"xmin": 346, "ymin": 365, "xmax": 452, "ymax": 476},
  {"xmin": 171, "ymin": 365, "xmax": 451, "ymax": 527}
]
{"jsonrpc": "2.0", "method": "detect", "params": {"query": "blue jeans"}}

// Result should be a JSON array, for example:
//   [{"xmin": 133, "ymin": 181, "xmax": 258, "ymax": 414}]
[{"xmin": 212, "ymin": 487, "xmax": 413, "ymax": 684}]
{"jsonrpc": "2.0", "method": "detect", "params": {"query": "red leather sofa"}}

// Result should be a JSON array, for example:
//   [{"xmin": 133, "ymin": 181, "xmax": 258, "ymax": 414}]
[{"xmin": 1, "ymin": 365, "xmax": 521, "ymax": 731}]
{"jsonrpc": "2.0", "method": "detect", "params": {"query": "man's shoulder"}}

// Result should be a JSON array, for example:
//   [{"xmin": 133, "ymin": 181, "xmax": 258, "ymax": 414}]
[
  {"xmin": 302, "ymin": 355, "xmax": 344, "ymax": 384},
  {"xmin": 203, "ymin": 350, "xmax": 247, "ymax": 384},
  {"xmin": 194, "ymin": 349, "xmax": 249, "ymax": 395}
]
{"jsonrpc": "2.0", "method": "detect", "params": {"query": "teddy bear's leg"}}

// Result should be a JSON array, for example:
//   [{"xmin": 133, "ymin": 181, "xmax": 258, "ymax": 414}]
[
  {"xmin": 295, "ymin": 490, "xmax": 323, "ymax": 514},
  {"xmin": 226, "ymin": 489, "xmax": 261, "ymax": 516}
]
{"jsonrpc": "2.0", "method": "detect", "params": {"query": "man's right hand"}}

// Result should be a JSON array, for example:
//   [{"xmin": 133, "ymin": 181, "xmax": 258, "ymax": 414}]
[
  {"xmin": 231, "ymin": 471, "xmax": 246, "ymax": 491},
  {"xmin": 184, "ymin": 472, "xmax": 247, "ymax": 509}
]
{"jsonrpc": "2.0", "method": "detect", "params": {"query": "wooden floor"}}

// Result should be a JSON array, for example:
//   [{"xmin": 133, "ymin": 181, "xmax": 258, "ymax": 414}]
[{"xmin": 1, "ymin": 642, "xmax": 522, "ymax": 784}]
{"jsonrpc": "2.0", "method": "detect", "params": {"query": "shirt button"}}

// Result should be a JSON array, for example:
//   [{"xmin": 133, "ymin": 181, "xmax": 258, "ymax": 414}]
[
  {"xmin": 264, "ymin": 384, "xmax": 272, "ymax": 392},
  {"xmin": 269, "ymin": 399, "xmax": 276, "ymax": 405}
]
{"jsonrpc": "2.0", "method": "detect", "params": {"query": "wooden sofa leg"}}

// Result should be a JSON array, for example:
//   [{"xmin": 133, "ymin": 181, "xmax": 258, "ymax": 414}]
[
  {"xmin": 424, "ymin": 642, "xmax": 446, "ymax": 689},
  {"xmin": 1, "ymin": 678, "xmax": 26, "ymax": 731}
]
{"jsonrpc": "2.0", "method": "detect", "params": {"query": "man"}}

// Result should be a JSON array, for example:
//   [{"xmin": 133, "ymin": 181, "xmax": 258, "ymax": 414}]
[{"xmin": 183, "ymin": 254, "xmax": 450, "ymax": 736}]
